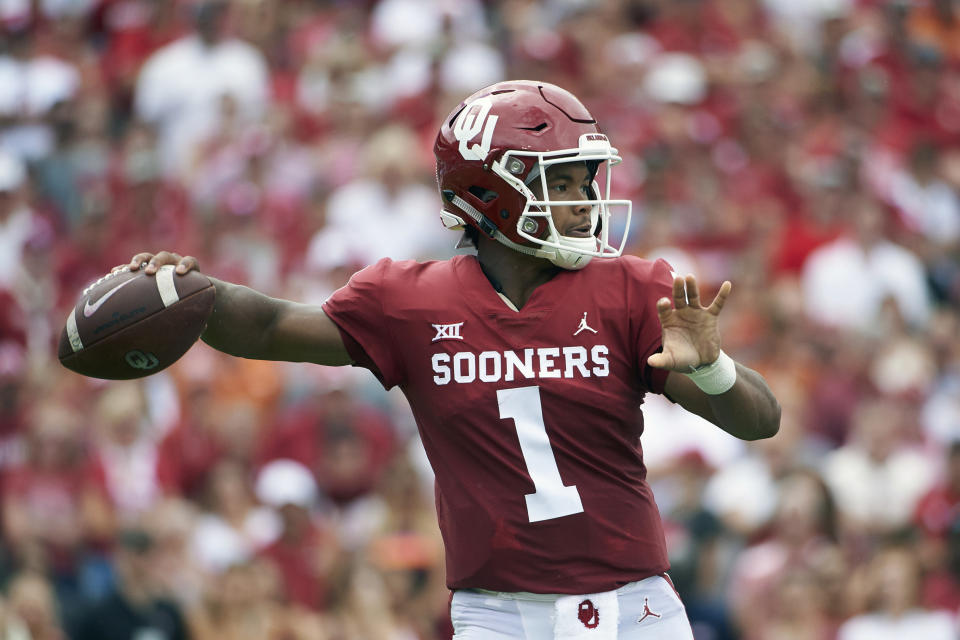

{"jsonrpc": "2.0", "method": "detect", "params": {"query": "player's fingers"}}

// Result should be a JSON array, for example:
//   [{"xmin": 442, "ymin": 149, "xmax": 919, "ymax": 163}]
[
  {"xmin": 647, "ymin": 351, "xmax": 673, "ymax": 369},
  {"xmin": 707, "ymin": 281, "xmax": 732, "ymax": 315},
  {"xmin": 129, "ymin": 253, "xmax": 154, "ymax": 271},
  {"xmin": 176, "ymin": 255, "xmax": 200, "ymax": 275},
  {"xmin": 685, "ymin": 274, "xmax": 701, "ymax": 308},
  {"xmin": 655, "ymin": 297, "xmax": 673, "ymax": 318},
  {"xmin": 144, "ymin": 251, "xmax": 183, "ymax": 274},
  {"xmin": 110, "ymin": 264, "xmax": 127, "ymax": 274},
  {"xmin": 672, "ymin": 276, "xmax": 687, "ymax": 309}
]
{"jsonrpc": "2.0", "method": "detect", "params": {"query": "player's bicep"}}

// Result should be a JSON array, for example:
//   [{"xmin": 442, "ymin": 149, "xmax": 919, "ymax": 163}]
[
  {"xmin": 663, "ymin": 371, "xmax": 719, "ymax": 424},
  {"xmin": 268, "ymin": 302, "xmax": 352, "ymax": 366}
]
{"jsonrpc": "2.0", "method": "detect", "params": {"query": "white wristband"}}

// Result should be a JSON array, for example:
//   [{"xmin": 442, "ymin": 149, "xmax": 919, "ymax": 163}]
[{"xmin": 685, "ymin": 350, "xmax": 737, "ymax": 395}]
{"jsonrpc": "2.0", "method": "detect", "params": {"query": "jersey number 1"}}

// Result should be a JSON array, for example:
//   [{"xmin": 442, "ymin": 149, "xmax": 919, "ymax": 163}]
[{"xmin": 497, "ymin": 386, "xmax": 584, "ymax": 523}]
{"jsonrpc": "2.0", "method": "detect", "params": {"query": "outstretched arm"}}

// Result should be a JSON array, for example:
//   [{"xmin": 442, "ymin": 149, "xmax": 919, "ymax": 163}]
[
  {"xmin": 129, "ymin": 252, "xmax": 352, "ymax": 366},
  {"xmin": 649, "ymin": 275, "xmax": 780, "ymax": 441}
]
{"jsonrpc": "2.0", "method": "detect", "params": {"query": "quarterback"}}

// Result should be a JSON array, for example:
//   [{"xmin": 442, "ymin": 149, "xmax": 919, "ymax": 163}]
[{"xmin": 131, "ymin": 81, "xmax": 780, "ymax": 639}]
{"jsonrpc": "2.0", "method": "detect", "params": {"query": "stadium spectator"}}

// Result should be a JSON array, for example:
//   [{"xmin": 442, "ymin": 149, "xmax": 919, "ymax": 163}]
[
  {"xmin": 727, "ymin": 469, "xmax": 840, "ymax": 637},
  {"xmin": 188, "ymin": 559, "xmax": 327, "ymax": 640},
  {"xmin": 839, "ymin": 545, "xmax": 955, "ymax": 640},
  {"xmin": 87, "ymin": 382, "xmax": 164, "ymax": 523},
  {"xmin": 314, "ymin": 124, "xmax": 448, "ymax": 265},
  {"xmin": 758, "ymin": 567, "xmax": 836, "ymax": 640},
  {"xmin": 907, "ymin": 0, "xmax": 960, "ymax": 63},
  {"xmin": 360, "ymin": 456, "xmax": 448, "ymax": 637},
  {"xmin": 326, "ymin": 559, "xmax": 422, "ymax": 639},
  {"xmin": 257, "ymin": 384, "xmax": 397, "ymax": 508},
  {"xmin": 5, "ymin": 571, "xmax": 66, "ymax": 640},
  {"xmin": 0, "ymin": 150, "xmax": 33, "ymax": 290},
  {"xmin": 143, "ymin": 498, "xmax": 205, "ymax": 609},
  {"xmin": 801, "ymin": 196, "xmax": 933, "ymax": 332},
  {"xmin": 914, "ymin": 440, "xmax": 960, "ymax": 611},
  {"xmin": 889, "ymin": 141, "xmax": 960, "ymax": 244},
  {"xmin": 134, "ymin": 0, "xmax": 269, "ymax": 177},
  {"xmin": 254, "ymin": 459, "xmax": 341, "ymax": 612},
  {"xmin": 72, "ymin": 528, "xmax": 189, "ymax": 640},
  {"xmin": 0, "ymin": 593, "xmax": 30, "ymax": 640},
  {"xmin": 1, "ymin": 402, "xmax": 110, "ymax": 611},
  {"xmin": 189, "ymin": 459, "xmax": 280, "ymax": 574},
  {"xmin": 822, "ymin": 397, "xmax": 937, "ymax": 535},
  {"xmin": 155, "ymin": 384, "xmax": 224, "ymax": 500},
  {"xmin": 0, "ymin": 29, "xmax": 80, "ymax": 163},
  {"xmin": 655, "ymin": 451, "xmax": 736, "ymax": 640}
]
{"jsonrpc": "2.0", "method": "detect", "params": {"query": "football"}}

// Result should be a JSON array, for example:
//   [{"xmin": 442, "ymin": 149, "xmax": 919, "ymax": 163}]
[{"xmin": 58, "ymin": 265, "xmax": 216, "ymax": 380}]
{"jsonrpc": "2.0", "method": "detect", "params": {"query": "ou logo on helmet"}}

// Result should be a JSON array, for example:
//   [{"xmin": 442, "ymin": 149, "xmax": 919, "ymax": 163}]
[{"xmin": 453, "ymin": 96, "xmax": 499, "ymax": 161}]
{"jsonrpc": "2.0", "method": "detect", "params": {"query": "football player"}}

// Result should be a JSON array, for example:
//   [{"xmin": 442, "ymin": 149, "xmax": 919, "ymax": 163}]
[{"xmin": 131, "ymin": 81, "xmax": 780, "ymax": 639}]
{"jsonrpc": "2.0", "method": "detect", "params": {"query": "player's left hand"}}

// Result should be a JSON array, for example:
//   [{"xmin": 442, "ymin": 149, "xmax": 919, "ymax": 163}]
[{"xmin": 647, "ymin": 274, "xmax": 731, "ymax": 371}]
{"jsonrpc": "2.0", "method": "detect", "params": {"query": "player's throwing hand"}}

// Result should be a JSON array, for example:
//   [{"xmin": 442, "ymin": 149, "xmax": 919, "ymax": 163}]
[
  {"xmin": 647, "ymin": 274, "xmax": 732, "ymax": 371},
  {"xmin": 127, "ymin": 251, "xmax": 200, "ymax": 276}
]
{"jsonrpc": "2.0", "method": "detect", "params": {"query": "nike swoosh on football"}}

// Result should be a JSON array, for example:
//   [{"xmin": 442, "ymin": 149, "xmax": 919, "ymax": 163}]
[{"xmin": 83, "ymin": 278, "xmax": 137, "ymax": 318}]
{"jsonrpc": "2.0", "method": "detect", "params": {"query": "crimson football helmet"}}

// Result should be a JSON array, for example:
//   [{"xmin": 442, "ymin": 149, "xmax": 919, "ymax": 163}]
[{"xmin": 434, "ymin": 80, "xmax": 631, "ymax": 270}]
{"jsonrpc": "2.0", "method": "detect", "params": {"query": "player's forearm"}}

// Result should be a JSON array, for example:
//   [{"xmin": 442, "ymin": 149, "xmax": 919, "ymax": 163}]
[
  {"xmin": 200, "ymin": 277, "xmax": 287, "ymax": 359},
  {"xmin": 200, "ymin": 277, "xmax": 351, "ymax": 365},
  {"xmin": 706, "ymin": 364, "xmax": 781, "ymax": 441}
]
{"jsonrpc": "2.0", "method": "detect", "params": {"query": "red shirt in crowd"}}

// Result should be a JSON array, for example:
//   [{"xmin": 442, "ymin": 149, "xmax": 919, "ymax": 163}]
[{"xmin": 257, "ymin": 402, "xmax": 396, "ymax": 506}]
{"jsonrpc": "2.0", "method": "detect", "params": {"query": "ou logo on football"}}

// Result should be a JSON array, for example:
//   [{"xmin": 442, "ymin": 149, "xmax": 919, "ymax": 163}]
[
  {"xmin": 125, "ymin": 349, "xmax": 159, "ymax": 370},
  {"xmin": 454, "ymin": 96, "xmax": 499, "ymax": 161}
]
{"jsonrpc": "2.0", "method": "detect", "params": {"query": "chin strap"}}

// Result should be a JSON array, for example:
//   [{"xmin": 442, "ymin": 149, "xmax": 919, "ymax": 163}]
[
  {"xmin": 444, "ymin": 192, "xmax": 596, "ymax": 270},
  {"xmin": 550, "ymin": 236, "xmax": 595, "ymax": 270},
  {"xmin": 445, "ymin": 193, "xmax": 552, "ymax": 259}
]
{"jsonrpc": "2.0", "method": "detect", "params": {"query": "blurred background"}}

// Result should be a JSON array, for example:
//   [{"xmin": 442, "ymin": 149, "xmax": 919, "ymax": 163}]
[{"xmin": 0, "ymin": 0, "xmax": 958, "ymax": 638}]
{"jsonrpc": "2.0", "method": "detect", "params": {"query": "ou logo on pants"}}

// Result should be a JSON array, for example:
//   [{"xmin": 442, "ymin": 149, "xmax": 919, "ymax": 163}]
[{"xmin": 578, "ymin": 599, "xmax": 600, "ymax": 629}]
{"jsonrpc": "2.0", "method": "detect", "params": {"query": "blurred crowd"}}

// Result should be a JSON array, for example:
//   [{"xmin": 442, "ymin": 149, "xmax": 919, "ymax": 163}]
[{"xmin": 0, "ymin": 0, "xmax": 959, "ymax": 638}]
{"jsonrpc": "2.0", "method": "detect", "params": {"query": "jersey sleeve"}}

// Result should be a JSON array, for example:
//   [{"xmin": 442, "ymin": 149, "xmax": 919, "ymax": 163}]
[
  {"xmin": 322, "ymin": 258, "xmax": 404, "ymax": 389},
  {"xmin": 629, "ymin": 257, "xmax": 675, "ymax": 395}
]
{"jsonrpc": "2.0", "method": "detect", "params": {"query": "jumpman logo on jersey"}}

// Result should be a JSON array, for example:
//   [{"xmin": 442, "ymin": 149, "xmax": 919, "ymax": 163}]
[
  {"xmin": 637, "ymin": 597, "xmax": 661, "ymax": 624},
  {"xmin": 573, "ymin": 312, "xmax": 598, "ymax": 336}
]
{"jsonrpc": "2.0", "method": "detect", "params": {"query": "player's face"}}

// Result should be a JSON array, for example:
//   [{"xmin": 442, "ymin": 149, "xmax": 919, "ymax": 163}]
[{"xmin": 532, "ymin": 162, "xmax": 594, "ymax": 238}]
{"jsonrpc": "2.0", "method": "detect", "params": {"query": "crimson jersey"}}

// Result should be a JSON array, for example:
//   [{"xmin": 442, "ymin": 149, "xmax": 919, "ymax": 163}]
[{"xmin": 323, "ymin": 254, "xmax": 675, "ymax": 594}]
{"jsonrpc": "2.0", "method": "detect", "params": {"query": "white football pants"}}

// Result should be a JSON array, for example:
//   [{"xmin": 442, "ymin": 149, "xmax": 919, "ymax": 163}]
[{"xmin": 450, "ymin": 574, "xmax": 694, "ymax": 639}]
